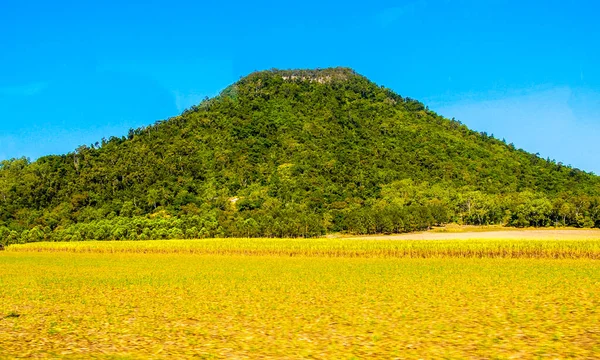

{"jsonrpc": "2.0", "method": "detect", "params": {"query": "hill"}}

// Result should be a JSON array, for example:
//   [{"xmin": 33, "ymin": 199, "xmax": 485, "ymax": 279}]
[{"xmin": 1, "ymin": 67, "xmax": 599, "ymax": 243}]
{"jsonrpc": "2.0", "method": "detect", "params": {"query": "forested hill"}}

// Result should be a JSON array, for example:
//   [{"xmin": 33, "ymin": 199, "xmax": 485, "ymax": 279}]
[{"xmin": 1, "ymin": 67, "xmax": 599, "ymax": 243}]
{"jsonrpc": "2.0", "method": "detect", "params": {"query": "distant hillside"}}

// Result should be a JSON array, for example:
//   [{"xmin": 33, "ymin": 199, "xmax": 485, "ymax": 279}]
[{"xmin": 1, "ymin": 67, "xmax": 599, "ymax": 243}]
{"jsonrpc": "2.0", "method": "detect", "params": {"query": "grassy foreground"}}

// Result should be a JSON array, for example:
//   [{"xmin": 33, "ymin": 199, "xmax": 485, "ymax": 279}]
[
  {"xmin": 1, "ymin": 239, "xmax": 599, "ymax": 358},
  {"xmin": 7, "ymin": 237, "xmax": 600, "ymax": 258}
]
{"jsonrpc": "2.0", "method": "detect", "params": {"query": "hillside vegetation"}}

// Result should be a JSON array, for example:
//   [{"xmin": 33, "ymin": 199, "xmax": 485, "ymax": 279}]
[{"xmin": 1, "ymin": 67, "xmax": 599, "ymax": 243}]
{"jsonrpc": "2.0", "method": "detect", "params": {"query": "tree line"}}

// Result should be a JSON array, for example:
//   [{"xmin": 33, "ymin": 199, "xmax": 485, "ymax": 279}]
[{"xmin": 1, "ymin": 182, "xmax": 598, "ymax": 245}]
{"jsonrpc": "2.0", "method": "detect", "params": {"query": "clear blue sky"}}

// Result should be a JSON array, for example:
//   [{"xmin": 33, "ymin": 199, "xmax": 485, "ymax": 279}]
[{"xmin": 1, "ymin": 0, "xmax": 598, "ymax": 173}]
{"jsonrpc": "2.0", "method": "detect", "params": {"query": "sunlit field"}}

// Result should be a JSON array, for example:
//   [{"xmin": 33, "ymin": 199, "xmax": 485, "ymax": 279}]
[
  {"xmin": 7, "ymin": 237, "xmax": 600, "ymax": 258},
  {"xmin": 1, "ymin": 239, "xmax": 599, "ymax": 358}
]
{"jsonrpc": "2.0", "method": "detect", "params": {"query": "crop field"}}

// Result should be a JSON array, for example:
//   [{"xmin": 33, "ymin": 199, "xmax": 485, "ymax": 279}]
[
  {"xmin": 1, "ymin": 238, "xmax": 600, "ymax": 358},
  {"xmin": 7, "ymin": 237, "xmax": 600, "ymax": 259}
]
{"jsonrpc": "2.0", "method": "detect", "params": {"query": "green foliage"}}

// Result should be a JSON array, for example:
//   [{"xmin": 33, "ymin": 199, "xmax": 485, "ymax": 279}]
[{"xmin": 1, "ymin": 67, "xmax": 599, "ymax": 242}]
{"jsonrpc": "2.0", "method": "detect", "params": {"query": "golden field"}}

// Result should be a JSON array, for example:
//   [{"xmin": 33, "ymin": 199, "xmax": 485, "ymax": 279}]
[
  {"xmin": 1, "ymin": 238, "xmax": 599, "ymax": 358},
  {"xmin": 7, "ymin": 237, "xmax": 600, "ymax": 259}
]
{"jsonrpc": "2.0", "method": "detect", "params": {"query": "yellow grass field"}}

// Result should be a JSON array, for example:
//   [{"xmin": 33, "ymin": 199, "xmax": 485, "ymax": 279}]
[
  {"xmin": 7, "ymin": 237, "xmax": 600, "ymax": 258},
  {"xmin": 1, "ymin": 236, "xmax": 600, "ymax": 358}
]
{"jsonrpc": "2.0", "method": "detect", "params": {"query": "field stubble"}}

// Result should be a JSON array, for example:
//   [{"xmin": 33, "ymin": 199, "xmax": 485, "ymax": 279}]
[
  {"xmin": 1, "ymin": 238, "xmax": 599, "ymax": 359},
  {"xmin": 6, "ymin": 237, "xmax": 600, "ymax": 259}
]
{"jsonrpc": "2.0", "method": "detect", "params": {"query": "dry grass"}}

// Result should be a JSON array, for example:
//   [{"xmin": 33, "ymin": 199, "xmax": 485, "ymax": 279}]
[
  {"xmin": 347, "ymin": 228, "xmax": 600, "ymax": 240},
  {"xmin": 7, "ymin": 238, "xmax": 600, "ymax": 259},
  {"xmin": 0, "ymin": 253, "xmax": 599, "ymax": 358},
  {"xmin": 426, "ymin": 223, "xmax": 511, "ymax": 233},
  {"xmin": 2, "ymin": 238, "xmax": 599, "ymax": 358}
]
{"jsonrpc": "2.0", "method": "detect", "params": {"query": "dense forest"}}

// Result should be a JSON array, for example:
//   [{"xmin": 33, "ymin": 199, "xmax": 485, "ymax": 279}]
[{"xmin": 1, "ymin": 67, "xmax": 599, "ymax": 244}]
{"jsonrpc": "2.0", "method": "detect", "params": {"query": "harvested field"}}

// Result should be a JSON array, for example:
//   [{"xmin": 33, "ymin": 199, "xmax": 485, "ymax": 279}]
[
  {"xmin": 347, "ymin": 228, "xmax": 600, "ymax": 240},
  {"xmin": 1, "ymin": 253, "xmax": 599, "ymax": 359},
  {"xmin": 2, "ymin": 235, "xmax": 599, "ymax": 358}
]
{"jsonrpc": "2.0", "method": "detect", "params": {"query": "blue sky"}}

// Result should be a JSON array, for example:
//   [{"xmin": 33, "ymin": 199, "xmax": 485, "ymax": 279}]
[{"xmin": 1, "ymin": 0, "xmax": 599, "ymax": 173}]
